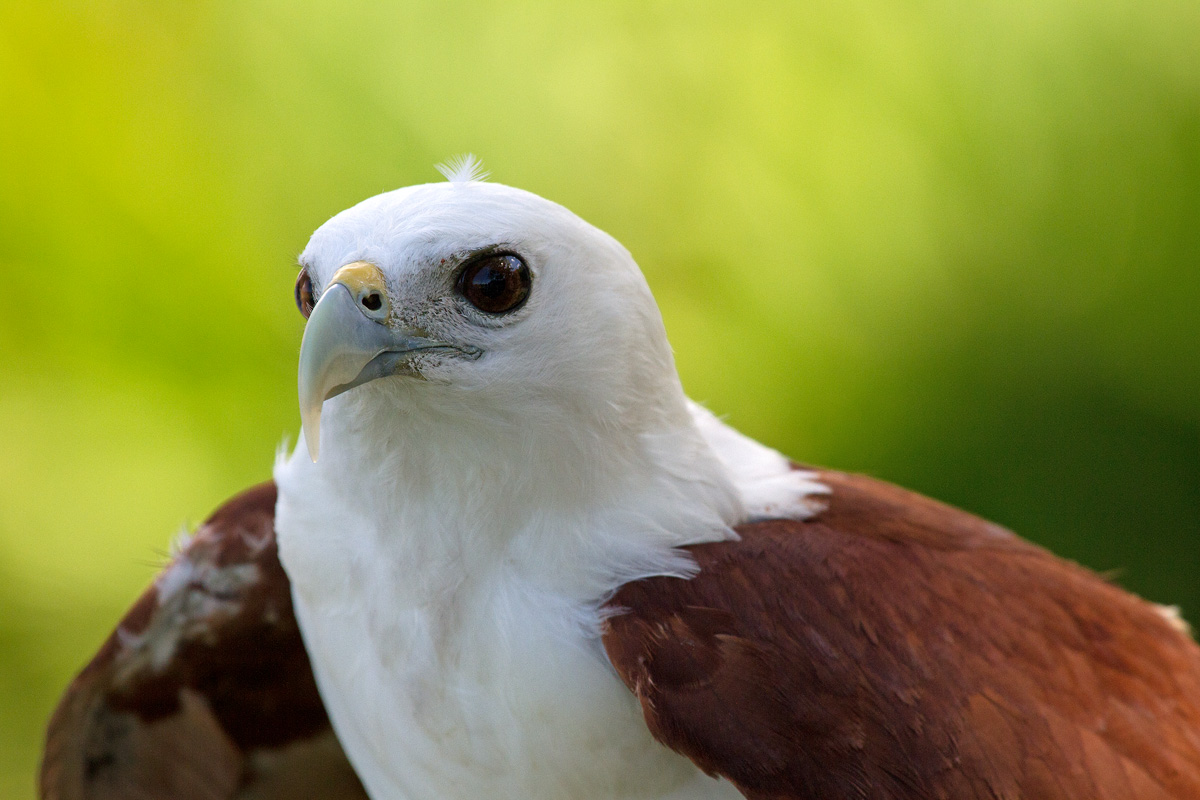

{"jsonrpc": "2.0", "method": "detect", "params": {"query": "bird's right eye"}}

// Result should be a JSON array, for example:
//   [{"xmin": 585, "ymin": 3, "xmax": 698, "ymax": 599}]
[{"xmin": 295, "ymin": 268, "xmax": 315, "ymax": 319}]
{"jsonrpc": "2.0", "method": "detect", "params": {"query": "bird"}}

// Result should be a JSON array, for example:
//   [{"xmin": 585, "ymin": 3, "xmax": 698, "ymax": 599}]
[{"xmin": 41, "ymin": 156, "xmax": 1200, "ymax": 800}]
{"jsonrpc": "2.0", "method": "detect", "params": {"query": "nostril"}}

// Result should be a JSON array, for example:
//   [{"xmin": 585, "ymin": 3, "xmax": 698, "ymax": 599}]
[{"xmin": 362, "ymin": 293, "xmax": 383, "ymax": 312}]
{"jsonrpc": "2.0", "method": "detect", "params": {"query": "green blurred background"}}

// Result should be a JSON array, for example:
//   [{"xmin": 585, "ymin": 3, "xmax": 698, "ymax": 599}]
[{"xmin": 2, "ymin": 0, "xmax": 1198, "ymax": 795}]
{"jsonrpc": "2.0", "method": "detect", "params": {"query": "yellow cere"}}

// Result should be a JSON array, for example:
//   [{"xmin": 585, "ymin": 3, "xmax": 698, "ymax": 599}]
[{"xmin": 330, "ymin": 261, "xmax": 387, "ymax": 296}]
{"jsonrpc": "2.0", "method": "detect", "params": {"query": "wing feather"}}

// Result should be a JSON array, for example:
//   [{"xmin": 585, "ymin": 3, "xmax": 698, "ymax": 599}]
[
  {"xmin": 39, "ymin": 482, "xmax": 368, "ymax": 800},
  {"xmin": 603, "ymin": 469, "xmax": 1200, "ymax": 800}
]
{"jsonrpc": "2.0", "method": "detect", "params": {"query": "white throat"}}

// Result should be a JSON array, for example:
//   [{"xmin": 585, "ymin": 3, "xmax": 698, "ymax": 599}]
[
  {"xmin": 274, "ymin": 386, "xmax": 823, "ymax": 800},
  {"xmin": 281, "ymin": 371, "xmax": 748, "ymax": 597},
  {"xmin": 275, "ymin": 176, "xmax": 828, "ymax": 799}
]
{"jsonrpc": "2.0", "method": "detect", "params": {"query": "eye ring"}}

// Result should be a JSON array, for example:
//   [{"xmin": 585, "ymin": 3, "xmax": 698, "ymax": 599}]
[
  {"xmin": 295, "ymin": 268, "xmax": 315, "ymax": 318},
  {"xmin": 456, "ymin": 253, "xmax": 531, "ymax": 314}
]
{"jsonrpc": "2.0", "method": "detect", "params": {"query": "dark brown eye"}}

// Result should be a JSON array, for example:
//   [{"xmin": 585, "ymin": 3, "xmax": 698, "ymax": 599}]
[
  {"xmin": 295, "ymin": 268, "xmax": 315, "ymax": 319},
  {"xmin": 457, "ymin": 253, "xmax": 531, "ymax": 314}
]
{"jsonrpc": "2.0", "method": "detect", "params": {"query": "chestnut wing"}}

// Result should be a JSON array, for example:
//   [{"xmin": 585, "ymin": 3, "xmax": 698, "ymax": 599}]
[
  {"xmin": 39, "ymin": 482, "xmax": 367, "ymax": 800},
  {"xmin": 604, "ymin": 470, "xmax": 1200, "ymax": 800}
]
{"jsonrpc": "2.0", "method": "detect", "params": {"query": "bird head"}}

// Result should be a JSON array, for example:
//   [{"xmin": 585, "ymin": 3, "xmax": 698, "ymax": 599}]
[{"xmin": 295, "ymin": 165, "xmax": 686, "ymax": 464}]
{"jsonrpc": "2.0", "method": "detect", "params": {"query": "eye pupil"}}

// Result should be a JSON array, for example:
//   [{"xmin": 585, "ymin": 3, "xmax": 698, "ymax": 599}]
[
  {"xmin": 458, "ymin": 254, "xmax": 531, "ymax": 314},
  {"xmin": 295, "ymin": 268, "xmax": 315, "ymax": 319},
  {"xmin": 475, "ymin": 267, "xmax": 507, "ymax": 297}
]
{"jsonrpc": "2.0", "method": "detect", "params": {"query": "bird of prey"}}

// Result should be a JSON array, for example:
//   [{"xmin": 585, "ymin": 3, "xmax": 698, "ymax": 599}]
[{"xmin": 41, "ymin": 157, "xmax": 1200, "ymax": 800}]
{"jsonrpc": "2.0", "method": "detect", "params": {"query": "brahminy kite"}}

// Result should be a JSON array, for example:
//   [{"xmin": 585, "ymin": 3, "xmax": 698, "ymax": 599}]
[{"xmin": 41, "ymin": 158, "xmax": 1200, "ymax": 800}]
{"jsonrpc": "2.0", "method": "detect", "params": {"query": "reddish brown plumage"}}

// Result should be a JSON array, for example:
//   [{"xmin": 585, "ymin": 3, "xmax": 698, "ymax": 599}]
[
  {"xmin": 42, "ymin": 470, "xmax": 1200, "ymax": 799},
  {"xmin": 602, "ymin": 469, "xmax": 1200, "ymax": 799},
  {"xmin": 39, "ymin": 482, "xmax": 367, "ymax": 800}
]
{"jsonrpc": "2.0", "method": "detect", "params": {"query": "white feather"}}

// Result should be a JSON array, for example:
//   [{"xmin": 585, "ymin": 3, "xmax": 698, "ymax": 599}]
[
  {"xmin": 275, "ymin": 177, "xmax": 824, "ymax": 800},
  {"xmin": 435, "ymin": 153, "xmax": 490, "ymax": 184}
]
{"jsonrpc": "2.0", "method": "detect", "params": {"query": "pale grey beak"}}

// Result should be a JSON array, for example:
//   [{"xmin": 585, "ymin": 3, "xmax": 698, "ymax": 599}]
[{"xmin": 297, "ymin": 264, "xmax": 445, "ymax": 462}]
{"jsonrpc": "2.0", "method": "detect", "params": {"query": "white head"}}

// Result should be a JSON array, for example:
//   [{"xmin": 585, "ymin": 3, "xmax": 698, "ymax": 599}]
[
  {"xmin": 293, "ymin": 164, "xmax": 728, "ymax": 517},
  {"xmin": 275, "ymin": 164, "xmax": 818, "ymax": 800}
]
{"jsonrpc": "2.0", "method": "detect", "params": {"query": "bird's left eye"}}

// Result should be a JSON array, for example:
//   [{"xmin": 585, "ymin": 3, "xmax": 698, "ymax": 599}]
[
  {"xmin": 457, "ymin": 253, "xmax": 531, "ymax": 314},
  {"xmin": 295, "ymin": 268, "xmax": 315, "ymax": 319}
]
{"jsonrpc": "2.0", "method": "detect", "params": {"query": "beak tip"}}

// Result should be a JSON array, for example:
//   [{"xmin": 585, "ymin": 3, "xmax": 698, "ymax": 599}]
[{"xmin": 301, "ymin": 417, "xmax": 321, "ymax": 463}]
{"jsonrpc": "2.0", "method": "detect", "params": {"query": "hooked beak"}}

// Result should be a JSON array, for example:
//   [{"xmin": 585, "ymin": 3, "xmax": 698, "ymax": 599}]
[{"xmin": 298, "ymin": 261, "xmax": 449, "ymax": 462}]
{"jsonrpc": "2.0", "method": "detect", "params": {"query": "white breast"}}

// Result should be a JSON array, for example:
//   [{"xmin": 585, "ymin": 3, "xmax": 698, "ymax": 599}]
[
  {"xmin": 274, "ymin": 402, "xmax": 824, "ymax": 800},
  {"xmin": 276, "ymin": 500, "xmax": 740, "ymax": 800}
]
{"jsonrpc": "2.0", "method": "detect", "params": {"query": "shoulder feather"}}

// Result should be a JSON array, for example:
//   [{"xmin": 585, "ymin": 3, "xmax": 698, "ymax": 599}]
[
  {"xmin": 603, "ymin": 469, "xmax": 1200, "ymax": 800},
  {"xmin": 39, "ymin": 482, "xmax": 367, "ymax": 800}
]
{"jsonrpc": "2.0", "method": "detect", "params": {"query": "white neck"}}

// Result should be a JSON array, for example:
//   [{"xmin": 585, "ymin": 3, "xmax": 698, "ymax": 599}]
[
  {"xmin": 272, "ymin": 388, "xmax": 824, "ymax": 800},
  {"xmin": 278, "ymin": 376, "xmax": 744, "ymax": 609}
]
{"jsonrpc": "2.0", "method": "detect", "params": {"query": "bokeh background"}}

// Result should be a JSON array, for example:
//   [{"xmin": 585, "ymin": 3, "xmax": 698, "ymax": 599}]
[{"xmin": 2, "ymin": 0, "xmax": 1199, "ymax": 795}]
